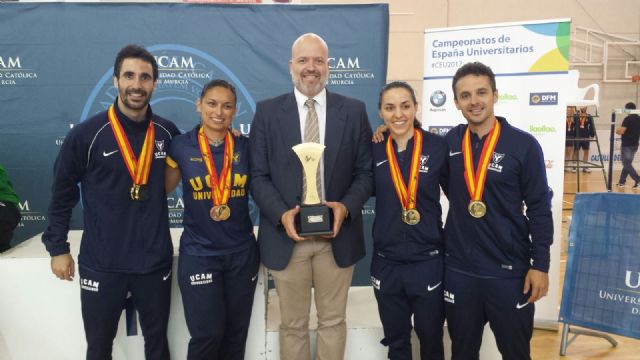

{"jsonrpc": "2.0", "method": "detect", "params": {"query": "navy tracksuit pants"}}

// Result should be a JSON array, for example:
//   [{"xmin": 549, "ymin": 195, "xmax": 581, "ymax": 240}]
[
  {"xmin": 371, "ymin": 254, "xmax": 445, "ymax": 360},
  {"xmin": 178, "ymin": 243, "xmax": 260, "ymax": 360},
  {"xmin": 79, "ymin": 265, "xmax": 172, "ymax": 360},
  {"xmin": 444, "ymin": 269, "xmax": 534, "ymax": 360}
]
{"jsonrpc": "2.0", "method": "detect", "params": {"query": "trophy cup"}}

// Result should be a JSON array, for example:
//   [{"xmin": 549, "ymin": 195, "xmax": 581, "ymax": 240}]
[{"xmin": 292, "ymin": 143, "xmax": 333, "ymax": 236}]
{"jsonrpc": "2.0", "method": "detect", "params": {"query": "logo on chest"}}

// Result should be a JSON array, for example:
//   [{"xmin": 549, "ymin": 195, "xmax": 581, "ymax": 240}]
[
  {"xmin": 488, "ymin": 152, "xmax": 505, "ymax": 173},
  {"xmin": 419, "ymin": 155, "xmax": 429, "ymax": 174},
  {"xmin": 154, "ymin": 140, "xmax": 166, "ymax": 159}
]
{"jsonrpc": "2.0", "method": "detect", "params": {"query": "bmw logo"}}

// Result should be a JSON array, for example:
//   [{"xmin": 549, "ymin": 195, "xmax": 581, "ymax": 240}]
[{"xmin": 430, "ymin": 90, "xmax": 446, "ymax": 107}]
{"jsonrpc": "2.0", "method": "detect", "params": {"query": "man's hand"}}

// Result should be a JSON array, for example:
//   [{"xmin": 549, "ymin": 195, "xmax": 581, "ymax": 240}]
[
  {"xmin": 372, "ymin": 124, "xmax": 388, "ymax": 143},
  {"xmin": 523, "ymin": 269, "xmax": 549, "ymax": 303},
  {"xmin": 281, "ymin": 206, "xmax": 305, "ymax": 242},
  {"xmin": 51, "ymin": 254, "xmax": 75, "ymax": 281},
  {"xmin": 323, "ymin": 201, "xmax": 348, "ymax": 238}
]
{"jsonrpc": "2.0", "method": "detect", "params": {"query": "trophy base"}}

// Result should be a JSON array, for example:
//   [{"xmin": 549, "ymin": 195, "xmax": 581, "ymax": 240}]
[{"xmin": 297, "ymin": 204, "xmax": 334, "ymax": 237}]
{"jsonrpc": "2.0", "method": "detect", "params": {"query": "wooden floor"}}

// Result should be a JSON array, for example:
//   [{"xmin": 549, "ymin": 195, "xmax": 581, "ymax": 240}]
[{"xmin": 530, "ymin": 168, "xmax": 640, "ymax": 359}]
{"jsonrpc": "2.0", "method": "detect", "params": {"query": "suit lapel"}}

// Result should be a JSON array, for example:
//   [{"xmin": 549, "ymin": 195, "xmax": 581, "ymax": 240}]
[
  {"xmin": 279, "ymin": 93, "xmax": 303, "ymax": 194},
  {"xmin": 278, "ymin": 92, "xmax": 302, "ymax": 149},
  {"xmin": 324, "ymin": 91, "xmax": 346, "ymax": 189}
]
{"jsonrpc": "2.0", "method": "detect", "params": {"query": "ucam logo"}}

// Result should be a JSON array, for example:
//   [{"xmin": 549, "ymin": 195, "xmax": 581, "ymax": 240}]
[
  {"xmin": 18, "ymin": 200, "xmax": 30, "ymax": 212},
  {"xmin": 371, "ymin": 276, "xmax": 381, "ymax": 290},
  {"xmin": 328, "ymin": 57, "xmax": 359, "ymax": 69},
  {"xmin": 0, "ymin": 55, "xmax": 38, "ymax": 85},
  {"xmin": 80, "ymin": 278, "xmax": 100, "ymax": 292},
  {"xmin": 625, "ymin": 270, "xmax": 640, "ymax": 289},
  {"xmin": 154, "ymin": 55, "xmax": 194, "ymax": 69},
  {"xmin": 444, "ymin": 290, "xmax": 455, "ymax": 304},
  {"xmin": 327, "ymin": 55, "xmax": 375, "ymax": 86},
  {"xmin": 190, "ymin": 273, "xmax": 213, "ymax": 286},
  {"xmin": 0, "ymin": 56, "xmax": 21, "ymax": 68},
  {"xmin": 529, "ymin": 92, "xmax": 558, "ymax": 106},
  {"xmin": 17, "ymin": 200, "xmax": 46, "ymax": 222}
]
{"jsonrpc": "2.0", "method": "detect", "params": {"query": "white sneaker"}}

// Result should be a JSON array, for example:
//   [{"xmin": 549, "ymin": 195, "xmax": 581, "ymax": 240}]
[
  {"xmin": 583, "ymin": 168, "xmax": 591, "ymax": 173},
  {"xmin": 570, "ymin": 168, "xmax": 577, "ymax": 173}
]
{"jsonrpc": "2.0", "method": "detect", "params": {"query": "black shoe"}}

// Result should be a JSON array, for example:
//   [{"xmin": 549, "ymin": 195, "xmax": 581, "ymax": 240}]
[{"xmin": 633, "ymin": 181, "xmax": 639, "ymax": 189}]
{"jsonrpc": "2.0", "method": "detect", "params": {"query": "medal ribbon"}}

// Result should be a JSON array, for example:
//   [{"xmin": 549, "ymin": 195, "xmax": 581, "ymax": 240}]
[
  {"xmin": 107, "ymin": 105, "xmax": 155, "ymax": 185},
  {"xmin": 386, "ymin": 129, "xmax": 422, "ymax": 211},
  {"xmin": 197, "ymin": 127, "xmax": 233, "ymax": 207},
  {"xmin": 462, "ymin": 120, "xmax": 501, "ymax": 202}
]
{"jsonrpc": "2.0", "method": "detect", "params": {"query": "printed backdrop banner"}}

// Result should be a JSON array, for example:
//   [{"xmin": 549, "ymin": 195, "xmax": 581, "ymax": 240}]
[
  {"xmin": 0, "ymin": 3, "xmax": 388, "ymax": 285},
  {"xmin": 560, "ymin": 193, "xmax": 640, "ymax": 339},
  {"xmin": 422, "ymin": 19, "xmax": 570, "ymax": 325}
]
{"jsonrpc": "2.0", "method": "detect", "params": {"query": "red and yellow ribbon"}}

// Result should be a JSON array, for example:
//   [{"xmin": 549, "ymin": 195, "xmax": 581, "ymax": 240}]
[
  {"xmin": 107, "ymin": 105, "xmax": 155, "ymax": 186},
  {"xmin": 386, "ymin": 129, "xmax": 422, "ymax": 211},
  {"xmin": 197, "ymin": 127, "xmax": 234, "ymax": 207},
  {"xmin": 462, "ymin": 120, "xmax": 501, "ymax": 203}
]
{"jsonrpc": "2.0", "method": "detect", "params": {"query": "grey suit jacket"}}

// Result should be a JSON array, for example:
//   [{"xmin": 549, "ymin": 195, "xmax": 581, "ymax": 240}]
[{"xmin": 249, "ymin": 91, "xmax": 373, "ymax": 270}]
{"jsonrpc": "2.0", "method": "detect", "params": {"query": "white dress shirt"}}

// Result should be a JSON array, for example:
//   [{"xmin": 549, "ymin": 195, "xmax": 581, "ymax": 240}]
[{"xmin": 294, "ymin": 87, "xmax": 326, "ymax": 202}]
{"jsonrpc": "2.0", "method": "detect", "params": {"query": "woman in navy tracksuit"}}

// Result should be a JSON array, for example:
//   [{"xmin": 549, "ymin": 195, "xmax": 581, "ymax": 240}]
[
  {"xmin": 166, "ymin": 79, "xmax": 259, "ymax": 360},
  {"xmin": 371, "ymin": 82, "xmax": 447, "ymax": 360}
]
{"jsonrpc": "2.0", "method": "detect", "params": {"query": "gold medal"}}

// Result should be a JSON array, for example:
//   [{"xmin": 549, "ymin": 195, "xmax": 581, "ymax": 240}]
[
  {"xmin": 402, "ymin": 209, "xmax": 421, "ymax": 225},
  {"xmin": 210, "ymin": 205, "xmax": 231, "ymax": 221},
  {"xmin": 129, "ymin": 184, "xmax": 149, "ymax": 201},
  {"xmin": 387, "ymin": 129, "xmax": 423, "ymax": 226},
  {"xmin": 467, "ymin": 200, "xmax": 486, "ymax": 218},
  {"xmin": 462, "ymin": 120, "xmax": 501, "ymax": 220},
  {"xmin": 130, "ymin": 184, "xmax": 139, "ymax": 200},
  {"xmin": 199, "ymin": 128, "xmax": 234, "ymax": 221},
  {"xmin": 108, "ymin": 105, "xmax": 154, "ymax": 203}
]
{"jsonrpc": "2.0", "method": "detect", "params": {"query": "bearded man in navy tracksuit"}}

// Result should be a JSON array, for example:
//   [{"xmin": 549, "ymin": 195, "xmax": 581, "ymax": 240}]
[
  {"xmin": 443, "ymin": 62, "xmax": 553, "ymax": 360},
  {"xmin": 42, "ymin": 45, "xmax": 180, "ymax": 360}
]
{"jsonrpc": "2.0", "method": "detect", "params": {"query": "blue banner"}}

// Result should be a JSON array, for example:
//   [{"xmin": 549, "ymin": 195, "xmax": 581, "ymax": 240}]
[
  {"xmin": 0, "ymin": 3, "xmax": 388, "ymax": 285},
  {"xmin": 559, "ymin": 193, "xmax": 640, "ymax": 339}
]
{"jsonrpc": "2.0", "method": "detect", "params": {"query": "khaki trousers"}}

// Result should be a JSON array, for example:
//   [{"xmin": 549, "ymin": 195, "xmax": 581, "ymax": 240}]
[{"xmin": 271, "ymin": 237, "xmax": 355, "ymax": 360}]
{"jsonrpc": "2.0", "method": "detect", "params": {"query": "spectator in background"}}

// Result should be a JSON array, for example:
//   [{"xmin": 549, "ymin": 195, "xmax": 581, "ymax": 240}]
[
  {"xmin": 0, "ymin": 164, "xmax": 21, "ymax": 253},
  {"xmin": 571, "ymin": 106, "xmax": 596, "ymax": 173},
  {"xmin": 616, "ymin": 102, "xmax": 640, "ymax": 189},
  {"xmin": 565, "ymin": 106, "xmax": 577, "ymax": 172}
]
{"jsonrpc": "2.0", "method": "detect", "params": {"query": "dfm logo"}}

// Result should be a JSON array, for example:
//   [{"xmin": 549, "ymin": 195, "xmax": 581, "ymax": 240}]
[{"xmin": 625, "ymin": 270, "xmax": 640, "ymax": 289}]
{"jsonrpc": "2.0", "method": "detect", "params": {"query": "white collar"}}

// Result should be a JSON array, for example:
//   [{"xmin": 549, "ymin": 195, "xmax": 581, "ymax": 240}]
[{"xmin": 293, "ymin": 87, "xmax": 326, "ymax": 108}]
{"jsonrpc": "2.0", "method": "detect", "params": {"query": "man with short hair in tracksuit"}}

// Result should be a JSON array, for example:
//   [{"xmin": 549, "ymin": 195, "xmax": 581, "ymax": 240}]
[
  {"xmin": 42, "ymin": 45, "xmax": 180, "ymax": 360},
  {"xmin": 443, "ymin": 62, "xmax": 553, "ymax": 360}
]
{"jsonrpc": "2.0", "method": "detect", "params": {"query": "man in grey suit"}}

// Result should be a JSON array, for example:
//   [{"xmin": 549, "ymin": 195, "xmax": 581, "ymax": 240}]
[{"xmin": 249, "ymin": 33, "xmax": 373, "ymax": 360}]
